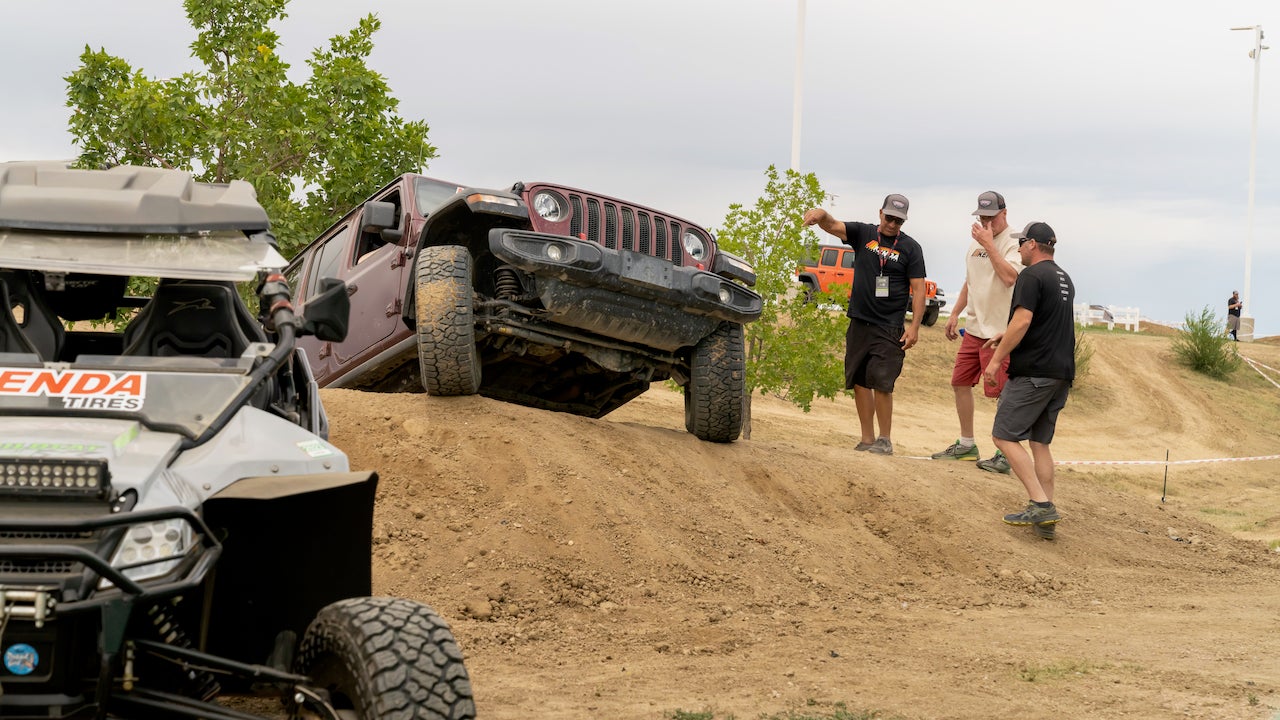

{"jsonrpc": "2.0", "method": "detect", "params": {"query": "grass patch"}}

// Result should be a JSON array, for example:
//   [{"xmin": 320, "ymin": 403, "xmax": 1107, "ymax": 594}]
[
  {"xmin": 666, "ymin": 702, "xmax": 905, "ymax": 720},
  {"xmin": 1018, "ymin": 659, "xmax": 1111, "ymax": 682},
  {"xmin": 1197, "ymin": 507, "xmax": 1246, "ymax": 517}
]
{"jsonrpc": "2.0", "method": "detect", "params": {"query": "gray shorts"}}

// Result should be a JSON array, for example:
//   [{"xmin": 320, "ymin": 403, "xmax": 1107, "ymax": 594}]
[{"xmin": 992, "ymin": 376, "xmax": 1071, "ymax": 445}]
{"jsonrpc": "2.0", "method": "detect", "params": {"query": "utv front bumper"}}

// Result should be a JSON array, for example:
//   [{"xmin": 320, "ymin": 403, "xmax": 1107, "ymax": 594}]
[{"xmin": 489, "ymin": 229, "xmax": 762, "ymax": 352}]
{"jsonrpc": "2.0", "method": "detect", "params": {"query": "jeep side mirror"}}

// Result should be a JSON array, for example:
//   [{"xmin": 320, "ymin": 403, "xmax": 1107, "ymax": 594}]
[
  {"xmin": 362, "ymin": 200, "xmax": 403, "ymax": 243},
  {"xmin": 299, "ymin": 277, "xmax": 350, "ymax": 342}
]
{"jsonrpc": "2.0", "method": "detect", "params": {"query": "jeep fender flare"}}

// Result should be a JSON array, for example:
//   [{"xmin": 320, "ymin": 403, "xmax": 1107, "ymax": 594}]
[{"xmin": 401, "ymin": 190, "xmax": 531, "ymax": 329}]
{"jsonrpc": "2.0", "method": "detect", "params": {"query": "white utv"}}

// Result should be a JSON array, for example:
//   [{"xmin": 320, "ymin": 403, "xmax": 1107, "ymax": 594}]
[{"xmin": 0, "ymin": 162, "xmax": 474, "ymax": 719}]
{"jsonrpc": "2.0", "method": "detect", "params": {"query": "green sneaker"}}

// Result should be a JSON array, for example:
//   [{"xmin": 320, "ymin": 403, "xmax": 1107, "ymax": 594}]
[
  {"xmin": 977, "ymin": 450, "xmax": 1011, "ymax": 474},
  {"xmin": 1003, "ymin": 502, "xmax": 1061, "ymax": 526},
  {"xmin": 931, "ymin": 440, "xmax": 979, "ymax": 461}
]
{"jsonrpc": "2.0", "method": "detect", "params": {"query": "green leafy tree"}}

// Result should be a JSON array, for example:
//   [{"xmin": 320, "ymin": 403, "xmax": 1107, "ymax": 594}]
[
  {"xmin": 65, "ymin": 0, "xmax": 434, "ymax": 258},
  {"xmin": 715, "ymin": 165, "xmax": 846, "ymax": 438}
]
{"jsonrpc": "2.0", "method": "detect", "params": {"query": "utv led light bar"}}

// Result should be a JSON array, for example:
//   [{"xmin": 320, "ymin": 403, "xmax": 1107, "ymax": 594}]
[{"xmin": 0, "ymin": 458, "xmax": 110, "ymax": 498}]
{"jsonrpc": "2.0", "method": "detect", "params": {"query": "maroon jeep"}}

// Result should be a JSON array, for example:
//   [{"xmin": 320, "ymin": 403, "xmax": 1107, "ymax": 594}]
[{"xmin": 285, "ymin": 174, "xmax": 762, "ymax": 442}]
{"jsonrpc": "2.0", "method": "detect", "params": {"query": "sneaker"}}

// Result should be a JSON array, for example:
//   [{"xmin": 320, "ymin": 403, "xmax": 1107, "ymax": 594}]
[
  {"xmin": 977, "ymin": 450, "xmax": 1011, "ymax": 474},
  {"xmin": 1003, "ymin": 502, "xmax": 1061, "ymax": 526},
  {"xmin": 854, "ymin": 441, "xmax": 875, "ymax": 451},
  {"xmin": 1032, "ymin": 522, "xmax": 1057, "ymax": 540},
  {"xmin": 931, "ymin": 440, "xmax": 979, "ymax": 461},
  {"xmin": 867, "ymin": 438, "xmax": 893, "ymax": 455}
]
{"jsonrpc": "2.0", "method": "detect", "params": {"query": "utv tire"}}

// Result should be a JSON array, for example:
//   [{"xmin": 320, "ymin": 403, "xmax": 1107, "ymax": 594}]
[
  {"xmin": 921, "ymin": 305, "xmax": 940, "ymax": 327},
  {"xmin": 684, "ymin": 322, "xmax": 745, "ymax": 443},
  {"xmin": 295, "ymin": 597, "xmax": 475, "ymax": 720},
  {"xmin": 415, "ymin": 245, "xmax": 481, "ymax": 396}
]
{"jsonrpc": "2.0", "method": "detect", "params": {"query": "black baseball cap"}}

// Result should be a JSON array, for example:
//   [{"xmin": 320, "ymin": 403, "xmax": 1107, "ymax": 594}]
[
  {"xmin": 1010, "ymin": 221, "xmax": 1056, "ymax": 245},
  {"xmin": 881, "ymin": 194, "xmax": 909, "ymax": 220},
  {"xmin": 972, "ymin": 190, "xmax": 1006, "ymax": 217}
]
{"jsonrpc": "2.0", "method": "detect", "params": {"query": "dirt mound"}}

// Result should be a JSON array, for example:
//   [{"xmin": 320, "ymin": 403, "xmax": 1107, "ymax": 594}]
[{"xmin": 323, "ymin": 330, "xmax": 1280, "ymax": 719}]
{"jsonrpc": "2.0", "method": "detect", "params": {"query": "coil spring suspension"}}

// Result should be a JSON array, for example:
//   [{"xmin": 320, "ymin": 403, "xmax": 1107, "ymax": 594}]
[
  {"xmin": 494, "ymin": 266, "xmax": 522, "ymax": 301},
  {"xmin": 146, "ymin": 601, "xmax": 221, "ymax": 701}
]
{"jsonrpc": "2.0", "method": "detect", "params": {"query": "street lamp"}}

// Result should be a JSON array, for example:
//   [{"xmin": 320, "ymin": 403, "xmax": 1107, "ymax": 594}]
[{"xmin": 1231, "ymin": 25, "xmax": 1268, "ymax": 339}]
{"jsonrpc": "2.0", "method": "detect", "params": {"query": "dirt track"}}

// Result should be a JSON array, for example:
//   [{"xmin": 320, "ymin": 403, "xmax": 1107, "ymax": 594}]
[{"xmin": 323, "ymin": 329, "xmax": 1280, "ymax": 719}]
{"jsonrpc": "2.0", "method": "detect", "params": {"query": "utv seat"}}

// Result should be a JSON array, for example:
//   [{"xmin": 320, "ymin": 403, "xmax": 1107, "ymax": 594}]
[
  {"xmin": 0, "ymin": 278, "xmax": 41, "ymax": 357},
  {"xmin": 123, "ymin": 280, "xmax": 267, "ymax": 358},
  {"xmin": 0, "ymin": 269, "xmax": 65, "ymax": 361}
]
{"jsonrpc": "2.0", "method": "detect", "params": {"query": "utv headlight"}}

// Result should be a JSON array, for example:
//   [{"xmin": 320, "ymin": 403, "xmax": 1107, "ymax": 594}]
[
  {"xmin": 532, "ymin": 191, "xmax": 569, "ymax": 222},
  {"xmin": 102, "ymin": 519, "xmax": 194, "ymax": 587},
  {"xmin": 0, "ymin": 458, "xmax": 110, "ymax": 499},
  {"xmin": 682, "ymin": 230, "xmax": 708, "ymax": 261}
]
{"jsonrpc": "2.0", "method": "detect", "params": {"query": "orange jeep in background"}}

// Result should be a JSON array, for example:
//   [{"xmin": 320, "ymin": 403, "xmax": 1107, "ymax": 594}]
[{"xmin": 796, "ymin": 244, "xmax": 947, "ymax": 327}]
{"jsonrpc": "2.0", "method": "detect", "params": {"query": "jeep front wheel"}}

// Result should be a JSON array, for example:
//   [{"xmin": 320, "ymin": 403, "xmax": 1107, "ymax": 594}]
[
  {"xmin": 414, "ymin": 245, "xmax": 481, "ymax": 395},
  {"xmin": 921, "ymin": 305, "xmax": 940, "ymax": 327},
  {"xmin": 684, "ymin": 322, "xmax": 745, "ymax": 443},
  {"xmin": 295, "ymin": 597, "xmax": 475, "ymax": 720}
]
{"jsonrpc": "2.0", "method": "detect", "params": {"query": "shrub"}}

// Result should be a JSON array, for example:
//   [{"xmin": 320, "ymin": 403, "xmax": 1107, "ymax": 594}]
[
  {"xmin": 1171, "ymin": 306, "xmax": 1240, "ymax": 379},
  {"xmin": 1073, "ymin": 324, "xmax": 1094, "ymax": 382}
]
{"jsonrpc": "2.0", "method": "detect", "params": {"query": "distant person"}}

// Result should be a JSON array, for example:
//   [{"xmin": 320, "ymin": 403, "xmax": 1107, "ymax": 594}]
[
  {"xmin": 1227, "ymin": 290, "xmax": 1242, "ymax": 341},
  {"xmin": 982, "ymin": 221, "xmax": 1075, "ymax": 540},
  {"xmin": 931, "ymin": 191, "xmax": 1024, "ymax": 473},
  {"xmin": 802, "ymin": 194, "xmax": 928, "ymax": 456}
]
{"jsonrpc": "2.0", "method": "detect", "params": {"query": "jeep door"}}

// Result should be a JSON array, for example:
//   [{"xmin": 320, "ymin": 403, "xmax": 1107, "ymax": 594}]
[
  {"xmin": 292, "ymin": 229, "xmax": 348, "ymax": 384},
  {"xmin": 329, "ymin": 187, "xmax": 408, "ymax": 371},
  {"xmin": 815, "ymin": 246, "xmax": 854, "ymax": 292}
]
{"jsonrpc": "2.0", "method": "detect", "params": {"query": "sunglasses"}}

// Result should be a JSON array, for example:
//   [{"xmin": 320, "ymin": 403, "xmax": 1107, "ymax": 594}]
[
  {"xmin": 1017, "ymin": 237, "xmax": 1037, "ymax": 246},
  {"xmin": 883, "ymin": 215, "xmax": 905, "ymax": 226}
]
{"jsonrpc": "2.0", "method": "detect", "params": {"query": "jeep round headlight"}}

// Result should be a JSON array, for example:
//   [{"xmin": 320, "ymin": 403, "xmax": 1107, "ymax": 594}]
[
  {"xmin": 682, "ymin": 231, "xmax": 707, "ymax": 261},
  {"xmin": 532, "ymin": 191, "xmax": 569, "ymax": 222}
]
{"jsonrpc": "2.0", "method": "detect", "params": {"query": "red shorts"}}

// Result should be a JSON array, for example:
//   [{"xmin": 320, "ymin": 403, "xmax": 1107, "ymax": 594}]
[{"xmin": 951, "ymin": 332, "xmax": 1009, "ymax": 398}]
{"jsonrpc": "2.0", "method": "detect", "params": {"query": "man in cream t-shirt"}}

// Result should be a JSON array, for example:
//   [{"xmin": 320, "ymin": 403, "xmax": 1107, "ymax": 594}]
[{"xmin": 931, "ymin": 191, "xmax": 1024, "ymax": 473}]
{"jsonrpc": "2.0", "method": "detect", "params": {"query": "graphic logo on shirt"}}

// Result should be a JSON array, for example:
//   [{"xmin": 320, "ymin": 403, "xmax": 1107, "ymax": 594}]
[{"xmin": 865, "ymin": 240, "xmax": 901, "ymax": 263}]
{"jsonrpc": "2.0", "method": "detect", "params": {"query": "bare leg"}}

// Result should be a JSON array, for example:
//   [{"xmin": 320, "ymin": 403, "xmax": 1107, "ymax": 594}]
[
  {"xmin": 992, "ymin": 436, "xmax": 1048, "ymax": 502},
  {"xmin": 1029, "ymin": 441, "xmax": 1055, "ymax": 502},
  {"xmin": 854, "ymin": 385, "xmax": 876, "ymax": 444},
  {"xmin": 875, "ymin": 390, "xmax": 894, "ymax": 440},
  {"xmin": 954, "ymin": 385, "xmax": 975, "ymax": 438}
]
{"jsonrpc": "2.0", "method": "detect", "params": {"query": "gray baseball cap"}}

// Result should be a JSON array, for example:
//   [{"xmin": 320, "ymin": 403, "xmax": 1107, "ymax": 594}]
[
  {"xmin": 881, "ymin": 193, "xmax": 909, "ymax": 220},
  {"xmin": 972, "ymin": 190, "xmax": 1006, "ymax": 217}
]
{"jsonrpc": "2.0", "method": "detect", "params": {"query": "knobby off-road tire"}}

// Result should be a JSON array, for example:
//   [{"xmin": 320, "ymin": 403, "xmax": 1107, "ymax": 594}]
[
  {"xmin": 415, "ymin": 245, "xmax": 481, "ymax": 396},
  {"xmin": 295, "ymin": 597, "xmax": 475, "ymax": 720},
  {"xmin": 684, "ymin": 321, "xmax": 745, "ymax": 443},
  {"xmin": 921, "ymin": 305, "xmax": 940, "ymax": 327}
]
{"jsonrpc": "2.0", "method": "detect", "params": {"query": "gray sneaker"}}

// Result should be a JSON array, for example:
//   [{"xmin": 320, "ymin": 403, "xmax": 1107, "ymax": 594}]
[
  {"xmin": 867, "ymin": 437, "xmax": 893, "ymax": 455},
  {"xmin": 1003, "ymin": 502, "xmax": 1061, "ymax": 526},
  {"xmin": 931, "ymin": 440, "xmax": 980, "ymax": 461},
  {"xmin": 854, "ymin": 441, "xmax": 875, "ymax": 451},
  {"xmin": 977, "ymin": 450, "xmax": 1011, "ymax": 474}
]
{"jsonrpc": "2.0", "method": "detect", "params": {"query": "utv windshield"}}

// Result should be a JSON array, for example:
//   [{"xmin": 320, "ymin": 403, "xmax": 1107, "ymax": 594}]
[
  {"xmin": 0, "ymin": 229, "xmax": 286, "ymax": 281},
  {"xmin": 0, "ymin": 355, "xmax": 257, "ymax": 438}
]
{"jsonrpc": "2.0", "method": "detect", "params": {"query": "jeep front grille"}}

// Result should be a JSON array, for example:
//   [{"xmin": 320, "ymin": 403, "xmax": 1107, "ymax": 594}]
[
  {"xmin": 556, "ymin": 190, "xmax": 690, "ymax": 266},
  {"xmin": 0, "ymin": 559, "xmax": 78, "ymax": 574}
]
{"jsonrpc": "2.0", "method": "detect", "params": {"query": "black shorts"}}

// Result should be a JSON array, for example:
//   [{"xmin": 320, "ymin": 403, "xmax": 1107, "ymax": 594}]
[
  {"xmin": 992, "ymin": 376, "xmax": 1071, "ymax": 444},
  {"xmin": 844, "ymin": 319, "xmax": 905, "ymax": 393}
]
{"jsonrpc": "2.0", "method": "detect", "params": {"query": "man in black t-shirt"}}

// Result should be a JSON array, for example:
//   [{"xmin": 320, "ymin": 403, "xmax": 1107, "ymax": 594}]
[
  {"xmin": 981, "ymin": 221, "xmax": 1075, "ymax": 540},
  {"xmin": 802, "ymin": 194, "xmax": 928, "ymax": 456},
  {"xmin": 1227, "ymin": 291, "xmax": 1242, "ymax": 341}
]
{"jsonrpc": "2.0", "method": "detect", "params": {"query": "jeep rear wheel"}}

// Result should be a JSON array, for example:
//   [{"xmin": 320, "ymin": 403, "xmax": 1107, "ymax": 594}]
[
  {"xmin": 684, "ymin": 322, "xmax": 745, "ymax": 443},
  {"xmin": 415, "ymin": 245, "xmax": 481, "ymax": 395},
  {"xmin": 295, "ymin": 597, "xmax": 475, "ymax": 720}
]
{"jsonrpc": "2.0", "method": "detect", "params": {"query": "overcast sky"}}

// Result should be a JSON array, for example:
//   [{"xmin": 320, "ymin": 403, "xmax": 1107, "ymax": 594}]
[{"xmin": 4, "ymin": 1, "xmax": 1279, "ymax": 335}]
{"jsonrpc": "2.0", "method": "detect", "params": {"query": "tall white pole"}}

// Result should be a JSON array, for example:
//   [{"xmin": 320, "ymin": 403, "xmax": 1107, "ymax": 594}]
[
  {"xmin": 791, "ymin": 0, "xmax": 806, "ymax": 172},
  {"xmin": 1233, "ymin": 25, "xmax": 1266, "ymax": 326}
]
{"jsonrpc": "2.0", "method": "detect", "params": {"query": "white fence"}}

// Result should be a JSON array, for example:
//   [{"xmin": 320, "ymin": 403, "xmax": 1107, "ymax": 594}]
[{"xmin": 1074, "ymin": 304, "xmax": 1140, "ymax": 331}]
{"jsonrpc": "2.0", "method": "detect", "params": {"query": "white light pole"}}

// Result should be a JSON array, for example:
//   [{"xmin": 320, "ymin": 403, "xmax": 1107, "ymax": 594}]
[
  {"xmin": 1232, "ymin": 25, "xmax": 1267, "ymax": 336},
  {"xmin": 791, "ymin": 0, "xmax": 806, "ymax": 172}
]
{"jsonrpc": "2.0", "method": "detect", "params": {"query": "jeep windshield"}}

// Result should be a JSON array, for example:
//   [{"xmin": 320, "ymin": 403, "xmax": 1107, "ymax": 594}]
[
  {"xmin": 414, "ymin": 176, "xmax": 464, "ymax": 215},
  {"xmin": 0, "ymin": 355, "xmax": 257, "ymax": 438}
]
